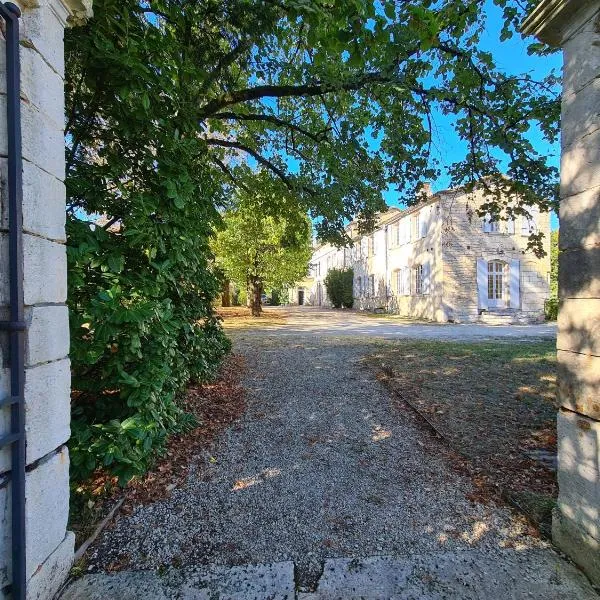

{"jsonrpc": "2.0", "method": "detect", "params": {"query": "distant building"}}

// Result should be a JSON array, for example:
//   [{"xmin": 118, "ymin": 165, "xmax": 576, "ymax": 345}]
[{"xmin": 289, "ymin": 184, "xmax": 551, "ymax": 324}]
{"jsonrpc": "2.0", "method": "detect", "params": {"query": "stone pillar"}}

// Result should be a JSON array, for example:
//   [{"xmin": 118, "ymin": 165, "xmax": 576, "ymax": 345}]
[
  {"xmin": 0, "ymin": 0, "xmax": 91, "ymax": 598},
  {"xmin": 523, "ymin": 0, "xmax": 600, "ymax": 586}
]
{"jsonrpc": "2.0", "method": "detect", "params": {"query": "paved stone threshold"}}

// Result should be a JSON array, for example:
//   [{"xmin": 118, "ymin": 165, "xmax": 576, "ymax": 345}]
[{"xmin": 61, "ymin": 548, "xmax": 597, "ymax": 599}]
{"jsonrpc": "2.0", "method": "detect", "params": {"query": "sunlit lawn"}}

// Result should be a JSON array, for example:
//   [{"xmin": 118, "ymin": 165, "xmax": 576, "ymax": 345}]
[
  {"xmin": 217, "ymin": 306, "xmax": 289, "ymax": 329},
  {"xmin": 368, "ymin": 340, "xmax": 557, "ymax": 533}
]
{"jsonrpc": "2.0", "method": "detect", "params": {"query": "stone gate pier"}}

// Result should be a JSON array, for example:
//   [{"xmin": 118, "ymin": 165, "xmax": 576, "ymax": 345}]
[
  {"xmin": 0, "ymin": 1, "xmax": 91, "ymax": 598},
  {"xmin": 524, "ymin": 0, "xmax": 600, "ymax": 586}
]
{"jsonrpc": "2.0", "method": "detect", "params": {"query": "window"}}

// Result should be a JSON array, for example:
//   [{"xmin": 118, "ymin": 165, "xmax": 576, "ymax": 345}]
[
  {"xmin": 357, "ymin": 276, "xmax": 362, "ymax": 296},
  {"xmin": 488, "ymin": 260, "xmax": 504, "ymax": 301},
  {"xmin": 396, "ymin": 267, "xmax": 410, "ymax": 296},
  {"xmin": 411, "ymin": 214, "xmax": 420, "ymax": 240},
  {"xmin": 368, "ymin": 235, "xmax": 375, "ymax": 255},
  {"xmin": 412, "ymin": 263, "xmax": 430, "ymax": 295},
  {"xmin": 361, "ymin": 237, "xmax": 368, "ymax": 257},
  {"xmin": 483, "ymin": 214, "xmax": 500, "ymax": 233},
  {"xmin": 420, "ymin": 208, "xmax": 428, "ymax": 238},
  {"xmin": 522, "ymin": 215, "xmax": 537, "ymax": 235},
  {"xmin": 413, "ymin": 264, "xmax": 424, "ymax": 295},
  {"xmin": 369, "ymin": 274, "xmax": 375, "ymax": 296}
]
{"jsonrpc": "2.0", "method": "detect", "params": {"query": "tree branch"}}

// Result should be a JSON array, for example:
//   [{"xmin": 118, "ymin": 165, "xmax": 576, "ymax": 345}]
[
  {"xmin": 210, "ymin": 111, "xmax": 330, "ymax": 143},
  {"xmin": 206, "ymin": 138, "xmax": 294, "ymax": 187},
  {"xmin": 198, "ymin": 71, "xmax": 393, "ymax": 117}
]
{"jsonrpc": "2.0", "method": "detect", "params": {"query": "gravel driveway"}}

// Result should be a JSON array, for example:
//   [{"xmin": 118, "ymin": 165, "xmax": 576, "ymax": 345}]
[{"xmin": 78, "ymin": 330, "xmax": 593, "ymax": 598}]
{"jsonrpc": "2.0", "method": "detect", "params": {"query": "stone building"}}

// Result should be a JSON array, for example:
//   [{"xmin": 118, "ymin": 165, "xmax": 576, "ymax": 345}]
[{"xmin": 291, "ymin": 183, "xmax": 552, "ymax": 324}]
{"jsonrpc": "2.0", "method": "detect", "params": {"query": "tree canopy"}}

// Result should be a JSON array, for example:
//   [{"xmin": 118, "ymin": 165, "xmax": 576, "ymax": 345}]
[
  {"xmin": 64, "ymin": 0, "xmax": 559, "ymax": 482},
  {"xmin": 68, "ymin": 0, "xmax": 559, "ymax": 247}
]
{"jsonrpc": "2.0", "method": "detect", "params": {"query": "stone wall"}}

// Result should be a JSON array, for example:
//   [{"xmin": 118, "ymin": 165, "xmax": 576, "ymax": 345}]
[
  {"xmin": 0, "ymin": 1, "xmax": 91, "ymax": 598},
  {"xmin": 383, "ymin": 201, "xmax": 445, "ymax": 321},
  {"xmin": 439, "ymin": 188, "xmax": 551, "ymax": 323}
]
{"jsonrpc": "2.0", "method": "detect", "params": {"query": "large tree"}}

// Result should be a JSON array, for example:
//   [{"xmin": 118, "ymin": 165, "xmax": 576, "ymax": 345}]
[
  {"xmin": 213, "ymin": 180, "xmax": 313, "ymax": 316},
  {"xmin": 65, "ymin": 0, "xmax": 559, "ymax": 481}
]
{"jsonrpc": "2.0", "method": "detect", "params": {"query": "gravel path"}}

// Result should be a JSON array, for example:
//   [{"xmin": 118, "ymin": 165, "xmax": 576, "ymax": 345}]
[{"xmin": 88, "ymin": 334, "xmax": 549, "ymax": 589}]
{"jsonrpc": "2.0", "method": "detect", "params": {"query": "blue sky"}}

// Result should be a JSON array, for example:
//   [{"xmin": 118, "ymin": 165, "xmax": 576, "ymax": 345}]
[{"xmin": 382, "ymin": 0, "xmax": 562, "ymax": 229}]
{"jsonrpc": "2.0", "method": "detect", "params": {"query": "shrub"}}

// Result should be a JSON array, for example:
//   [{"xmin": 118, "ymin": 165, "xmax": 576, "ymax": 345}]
[
  {"xmin": 324, "ymin": 268, "xmax": 354, "ymax": 309},
  {"xmin": 544, "ymin": 297, "xmax": 558, "ymax": 321},
  {"xmin": 65, "ymin": 4, "xmax": 231, "ymax": 485}
]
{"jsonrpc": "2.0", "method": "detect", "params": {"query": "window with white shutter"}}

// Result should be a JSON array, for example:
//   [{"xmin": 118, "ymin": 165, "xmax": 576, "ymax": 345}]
[
  {"xmin": 411, "ymin": 214, "xmax": 419, "ymax": 241},
  {"xmin": 420, "ymin": 208, "xmax": 428, "ymax": 238},
  {"xmin": 483, "ymin": 214, "xmax": 499, "ymax": 233},
  {"xmin": 477, "ymin": 258, "xmax": 488, "ymax": 309},
  {"xmin": 413, "ymin": 264, "xmax": 424, "ymax": 295},
  {"xmin": 422, "ymin": 262, "xmax": 431, "ymax": 294}
]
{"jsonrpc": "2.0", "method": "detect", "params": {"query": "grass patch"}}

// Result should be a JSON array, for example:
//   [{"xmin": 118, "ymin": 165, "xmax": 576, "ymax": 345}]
[{"xmin": 368, "ymin": 340, "xmax": 557, "ymax": 534}]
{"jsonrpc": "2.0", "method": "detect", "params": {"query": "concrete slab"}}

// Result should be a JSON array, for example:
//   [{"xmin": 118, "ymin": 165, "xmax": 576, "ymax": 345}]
[
  {"xmin": 298, "ymin": 550, "xmax": 598, "ymax": 599},
  {"xmin": 60, "ymin": 561, "xmax": 296, "ymax": 600}
]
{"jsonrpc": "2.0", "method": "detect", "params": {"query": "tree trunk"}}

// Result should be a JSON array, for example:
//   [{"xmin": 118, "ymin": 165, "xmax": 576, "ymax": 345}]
[
  {"xmin": 221, "ymin": 278, "xmax": 231, "ymax": 307},
  {"xmin": 250, "ymin": 278, "xmax": 263, "ymax": 317}
]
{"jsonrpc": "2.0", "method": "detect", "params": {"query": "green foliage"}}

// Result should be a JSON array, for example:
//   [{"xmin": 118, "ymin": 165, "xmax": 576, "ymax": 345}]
[
  {"xmin": 65, "ymin": 0, "xmax": 231, "ymax": 484},
  {"xmin": 550, "ymin": 230, "xmax": 559, "ymax": 298},
  {"xmin": 64, "ymin": 0, "xmax": 560, "ymax": 480},
  {"xmin": 212, "ymin": 182, "xmax": 313, "ymax": 314},
  {"xmin": 544, "ymin": 229, "xmax": 558, "ymax": 321},
  {"xmin": 324, "ymin": 268, "xmax": 354, "ymax": 309},
  {"xmin": 544, "ymin": 297, "xmax": 558, "ymax": 321}
]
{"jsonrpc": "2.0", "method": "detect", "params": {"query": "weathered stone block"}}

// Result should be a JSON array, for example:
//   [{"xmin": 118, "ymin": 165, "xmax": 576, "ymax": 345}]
[
  {"xmin": 557, "ymin": 350, "xmax": 600, "ymax": 420},
  {"xmin": 561, "ymin": 77, "xmax": 600, "ymax": 151},
  {"xmin": 559, "ymin": 247, "xmax": 600, "ymax": 299},
  {"xmin": 562, "ymin": 4, "xmax": 600, "ymax": 99},
  {"xmin": 0, "ymin": 38, "xmax": 65, "ymax": 129},
  {"xmin": 23, "ymin": 234, "xmax": 67, "ymax": 306},
  {"xmin": 27, "ymin": 531, "xmax": 74, "ymax": 600},
  {"xmin": 26, "ymin": 305, "xmax": 70, "ymax": 367},
  {"xmin": 25, "ymin": 447, "xmax": 71, "ymax": 579},
  {"xmin": 0, "ymin": 449, "xmax": 73, "ymax": 593},
  {"xmin": 559, "ymin": 185, "xmax": 600, "ymax": 250},
  {"xmin": 561, "ymin": 125, "xmax": 600, "ymax": 199},
  {"xmin": 19, "ymin": 0, "xmax": 71, "ymax": 77},
  {"xmin": 0, "ymin": 96, "xmax": 65, "ymax": 181},
  {"xmin": 556, "ymin": 410, "xmax": 600, "ymax": 540},
  {"xmin": 0, "ymin": 236, "xmax": 58, "ymax": 316},
  {"xmin": 553, "ymin": 507, "xmax": 600, "ymax": 588},
  {"xmin": 25, "ymin": 358, "xmax": 71, "ymax": 465},
  {"xmin": 558, "ymin": 298, "xmax": 600, "ymax": 357},
  {"xmin": 0, "ymin": 160, "xmax": 67, "ymax": 241}
]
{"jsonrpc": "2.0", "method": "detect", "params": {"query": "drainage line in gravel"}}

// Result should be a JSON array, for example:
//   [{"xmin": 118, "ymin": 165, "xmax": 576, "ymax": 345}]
[
  {"xmin": 73, "ymin": 498, "xmax": 125, "ymax": 564},
  {"xmin": 380, "ymin": 369, "xmax": 552, "ymax": 540}
]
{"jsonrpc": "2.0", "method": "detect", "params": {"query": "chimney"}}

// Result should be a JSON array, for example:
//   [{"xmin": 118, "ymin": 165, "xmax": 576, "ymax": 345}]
[{"xmin": 420, "ymin": 182, "xmax": 433, "ymax": 197}]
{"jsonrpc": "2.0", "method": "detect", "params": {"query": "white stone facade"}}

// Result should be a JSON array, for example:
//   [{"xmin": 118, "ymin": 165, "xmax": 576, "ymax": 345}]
[
  {"xmin": 294, "ymin": 185, "xmax": 551, "ymax": 324},
  {"xmin": 0, "ymin": 0, "xmax": 91, "ymax": 598}
]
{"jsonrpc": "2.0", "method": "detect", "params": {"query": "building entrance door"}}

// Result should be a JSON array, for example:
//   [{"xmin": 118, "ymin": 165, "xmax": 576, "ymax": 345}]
[
  {"xmin": 298, "ymin": 289, "xmax": 304, "ymax": 305},
  {"xmin": 488, "ymin": 261, "xmax": 507, "ymax": 308}
]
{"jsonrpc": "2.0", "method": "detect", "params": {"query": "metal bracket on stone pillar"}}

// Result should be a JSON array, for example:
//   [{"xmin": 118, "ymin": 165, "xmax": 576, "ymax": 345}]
[{"xmin": 0, "ymin": 3, "xmax": 26, "ymax": 599}]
